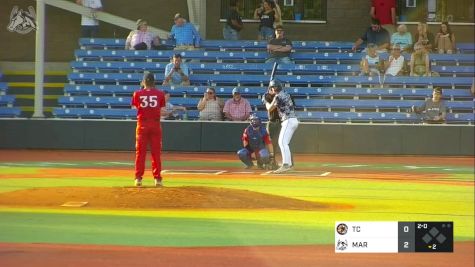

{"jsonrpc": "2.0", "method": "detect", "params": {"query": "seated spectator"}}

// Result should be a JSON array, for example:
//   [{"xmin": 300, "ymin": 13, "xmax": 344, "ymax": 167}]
[
  {"xmin": 352, "ymin": 18, "xmax": 390, "ymax": 52},
  {"xmin": 360, "ymin": 43, "xmax": 384, "ymax": 76},
  {"xmin": 223, "ymin": 87, "xmax": 252, "ymax": 121},
  {"xmin": 237, "ymin": 114, "xmax": 276, "ymax": 170},
  {"xmin": 384, "ymin": 45, "xmax": 405, "ymax": 76},
  {"xmin": 414, "ymin": 22, "xmax": 435, "ymax": 52},
  {"xmin": 435, "ymin": 22, "xmax": 456, "ymax": 54},
  {"xmin": 170, "ymin": 13, "xmax": 201, "ymax": 51},
  {"xmin": 410, "ymin": 42, "xmax": 430, "ymax": 77},
  {"xmin": 254, "ymin": 0, "xmax": 280, "ymax": 40},
  {"xmin": 162, "ymin": 54, "xmax": 190, "ymax": 86},
  {"xmin": 223, "ymin": 0, "xmax": 243, "ymax": 40},
  {"xmin": 197, "ymin": 87, "xmax": 224, "ymax": 121},
  {"xmin": 265, "ymin": 25, "xmax": 293, "ymax": 64},
  {"xmin": 125, "ymin": 19, "xmax": 160, "ymax": 50},
  {"xmin": 391, "ymin": 24, "xmax": 412, "ymax": 52},
  {"xmin": 161, "ymin": 90, "xmax": 187, "ymax": 120},
  {"xmin": 412, "ymin": 87, "xmax": 446, "ymax": 124}
]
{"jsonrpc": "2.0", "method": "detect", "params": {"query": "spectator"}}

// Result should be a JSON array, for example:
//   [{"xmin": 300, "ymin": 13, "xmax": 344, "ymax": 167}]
[
  {"xmin": 76, "ymin": 0, "xmax": 102, "ymax": 38},
  {"xmin": 223, "ymin": 87, "xmax": 252, "ymax": 121},
  {"xmin": 352, "ymin": 18, "xmax": 390, "ymax": 52},
  {"xmin": 254, "ymin": 0, "xmax": 281, "ymax": 40},
  {"xmin": 412, "ymin": 87, "xmax": 446, "ymax": 124},
  {"xmin": 197, "ymin": 87, "xmax": 224, "ymax": 121},
  {"xmin": 435, "ymin": 22, "xmax": 456, "ymax": 54},
  {"xmin": 409, "ymin": 42, "xmax": 430, "ymax": 77},
  {"xmin": 414, "ymin": 22, "xmax": 435, "ymax": 52},
  {"xmin": 162, "ymin": 54, "xmax": 191, "ymax": 86},
  {"xmin": 161, "ymin": 90, "xmax": 187, "ymax": 120},
  {"xmin": 170, "ymin": 13, "xmax": 202, "ymax": 51},
  {"xmin": 237, "ymin": 114, "xmax": 276, "ymax": 169},
  {"xmin": 370, "ymin": 0, "xmax": 396, "ymax": 35},
  {"xmin": 266, "ymin": 25, "xmax": 293, "ymax": 64},
  {"xmin": 391, "ymin": 24, "xmax": 412, "ymax": 52},
  {"xmin": 384, "ymin": 45, "xmax": 405, "ymax": 76},
  {"xmin": 125, "ymin": 19, "xmax": 160, "ymax": 50},
  {"xmin": 223, "ymin": 0, "xmax": 243, "ymax": 40},
  {"xmin": 360, "ymin": 43, "xmax": 384, "ymax": 77}
]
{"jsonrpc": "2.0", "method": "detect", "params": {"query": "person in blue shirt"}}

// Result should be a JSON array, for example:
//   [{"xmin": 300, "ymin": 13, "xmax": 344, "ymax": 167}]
[
  {"xmin": 169, "ymin": 13, "xmax": 202, "ymax": 51},
  {"xmin": 162, "ymin": 53, "xmax": 190, "ymax": 86}
]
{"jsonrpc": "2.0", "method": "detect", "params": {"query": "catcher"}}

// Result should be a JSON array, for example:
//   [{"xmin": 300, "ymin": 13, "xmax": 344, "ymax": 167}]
[{"xmin": 237, "ymin": 114, "xmax": 277, "ymax": 170}]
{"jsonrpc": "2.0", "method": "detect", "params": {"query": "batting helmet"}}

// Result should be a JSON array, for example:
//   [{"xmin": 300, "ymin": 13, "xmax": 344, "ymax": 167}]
[
  {"xmin": 268, "ymin": 79, "xmax": 282, "ymax": 91},
  {"xmin": 249, "ymin": 113, "xmax": 261, "ymax": 128}
]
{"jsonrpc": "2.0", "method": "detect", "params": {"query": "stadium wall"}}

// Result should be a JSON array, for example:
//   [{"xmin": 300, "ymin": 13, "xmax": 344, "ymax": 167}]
[
  {"xmin": 0, "ymin": 120, "xmax": 473, "ymax": 156},
  {"xmin": 1, "ymin": 0, "xmax": 474, "ymax": 62}
]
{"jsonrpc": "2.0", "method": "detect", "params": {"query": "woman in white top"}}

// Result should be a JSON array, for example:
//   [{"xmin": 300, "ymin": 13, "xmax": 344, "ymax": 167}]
[
  {"xmin": 125, "ymin": 19, "xmax": 160, "ymax": 50},
  {"xmin": 384, "ymin": 45, "xmax": 405, "ymax": 76}
]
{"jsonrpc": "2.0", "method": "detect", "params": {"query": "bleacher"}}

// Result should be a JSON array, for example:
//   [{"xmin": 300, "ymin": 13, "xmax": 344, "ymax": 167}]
[
  {"xmin": 0, "ymin": 76, "xmax": 21, "ymax": 118},
  {"xmin": 53, "ymin": 38, "xmax": 475, "ymax": 124}
]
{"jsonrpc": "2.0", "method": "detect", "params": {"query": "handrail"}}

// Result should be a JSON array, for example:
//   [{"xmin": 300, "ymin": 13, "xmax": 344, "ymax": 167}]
[{"xmin": 43, "ymin": 0, "xmax": 169, "ymax": 38}]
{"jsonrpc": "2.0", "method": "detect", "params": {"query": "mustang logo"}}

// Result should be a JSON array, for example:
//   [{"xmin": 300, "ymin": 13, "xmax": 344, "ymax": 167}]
[{"xmin": 7, "ymin": 6, "xmax": 37, "ymax": 34}]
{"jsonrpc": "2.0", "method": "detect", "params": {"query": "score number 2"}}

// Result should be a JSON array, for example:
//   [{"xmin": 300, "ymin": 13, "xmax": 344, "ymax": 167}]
[{"xmin": 139, "ymin": 96, "xmax": 158, "ymax": 108}]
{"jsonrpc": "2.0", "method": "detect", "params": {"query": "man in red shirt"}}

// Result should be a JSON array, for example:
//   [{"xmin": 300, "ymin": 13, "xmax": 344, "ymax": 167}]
[
  {"xmin": 370, "ymin": 0, "xmax": 396, "ymax": 35},
  {"xmin": 131, "ymin": 72, "xmax": 166, "ymax": 187}
]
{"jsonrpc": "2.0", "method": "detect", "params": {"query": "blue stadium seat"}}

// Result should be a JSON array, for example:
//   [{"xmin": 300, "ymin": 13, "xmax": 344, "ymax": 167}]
[
  {"xmin": 0, "ymin": 82, "xmax": 7, "ymax": 95},
  {"xmin": 457, "ymin": 43, "xmax": 475, "ymax": 53},
  {"xmin": 295, "ymin": 111, "xmax": 419, "ymax": 123},
  {"xmin": 446, "ymin": 113, "xmax": 475, "ymax": 124},
  {"xmin": 53, "ymin": 107, "xmax": 137, "ymax": 119},
  {"xmin": 0, "ymin": 107, "xmax": 21, "ymax": 118},
  {"xmin": 0, "ymin": 95, "xmax": 15, "ymax": 107},
  {"xmin": 78, "ymin": 38, "xmax": 357, "ymax": 52},
  {"xmin": 431, "ymin": 65, "xmax": 475, "ymax": 76},
  {"xmin": 58, "ymin": 96, "xmax": 131, "ymax": 108},
  {"xmin": 64, "ymin": 84, "xmax": 137, "ymax": 96}
]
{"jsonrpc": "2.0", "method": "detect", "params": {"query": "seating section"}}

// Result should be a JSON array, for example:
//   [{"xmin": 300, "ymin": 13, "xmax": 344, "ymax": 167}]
[
  {"xmin": 0, "ymin": 79, "xmax": 21, "ymax": 118},
  {"xmin": 53, "ymin": 38, "xmax": 475, "ymax": 124}
]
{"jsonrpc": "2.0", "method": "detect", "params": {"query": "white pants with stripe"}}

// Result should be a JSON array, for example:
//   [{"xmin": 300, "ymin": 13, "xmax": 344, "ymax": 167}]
[{"xmin": 278, "ymin": 117, "xmax": 299, "ymax": 166}]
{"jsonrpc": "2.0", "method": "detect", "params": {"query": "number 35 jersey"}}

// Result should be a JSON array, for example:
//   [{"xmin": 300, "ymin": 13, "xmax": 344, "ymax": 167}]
[{"xmin": 131, "ymin": 88, "xmax": 166, "ymax": 121}]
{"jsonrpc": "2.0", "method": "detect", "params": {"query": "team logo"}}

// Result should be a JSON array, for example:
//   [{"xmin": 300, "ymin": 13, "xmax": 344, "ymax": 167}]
[
  {"xmin": 336, "ymin": 239, "xmax": 348, "ymax": 251},
  {"xmin": 336, "ymin": 223, "xmax": 348, "ymax": 235},
  {"xmin": 7, "ymin": 6, "xmax": 37, "ymax": 34}
]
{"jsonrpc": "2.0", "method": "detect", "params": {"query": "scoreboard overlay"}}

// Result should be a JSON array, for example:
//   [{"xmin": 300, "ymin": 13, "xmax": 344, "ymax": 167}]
[{"xmin": 335, "ymin": 221, "xmax": 453, "ymax": 253}]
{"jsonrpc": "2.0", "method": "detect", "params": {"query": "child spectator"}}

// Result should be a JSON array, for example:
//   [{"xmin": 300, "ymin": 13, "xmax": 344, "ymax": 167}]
[{"xmin": 360, "ymin": 43, "xmax": 384, "ymax": 76}]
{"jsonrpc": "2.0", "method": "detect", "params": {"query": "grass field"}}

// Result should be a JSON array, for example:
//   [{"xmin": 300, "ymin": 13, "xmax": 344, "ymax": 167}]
[{"xmin": 0, "ymin": 151, "xmax": 473, "ymax": 266}]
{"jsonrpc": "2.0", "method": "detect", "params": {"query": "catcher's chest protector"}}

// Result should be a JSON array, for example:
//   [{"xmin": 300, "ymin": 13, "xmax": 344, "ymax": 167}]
[{"xmin": 247, "ymin": 126, "xmax": 266, "ymax": 150}]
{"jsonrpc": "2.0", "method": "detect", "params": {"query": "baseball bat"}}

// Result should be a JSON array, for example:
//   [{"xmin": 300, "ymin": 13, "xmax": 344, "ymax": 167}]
[{"xmin": 270, "ymin": 62, "xmax": 278, "ymax": 82}]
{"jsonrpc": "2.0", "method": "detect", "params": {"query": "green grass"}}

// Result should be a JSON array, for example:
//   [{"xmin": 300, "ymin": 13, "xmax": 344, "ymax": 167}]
[{"xmin": 0, "ymin": 159, "xmax": 473, "ymax": 247}]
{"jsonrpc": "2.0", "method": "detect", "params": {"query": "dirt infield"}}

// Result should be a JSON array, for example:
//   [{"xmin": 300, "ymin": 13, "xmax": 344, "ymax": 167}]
[
  {"xmin": 0, "ymin": 186, "xmax": 350, "ymax": 210},
  {"xmin": 0, "ymin": 242, "xmax": 473, "ymax": 267}
]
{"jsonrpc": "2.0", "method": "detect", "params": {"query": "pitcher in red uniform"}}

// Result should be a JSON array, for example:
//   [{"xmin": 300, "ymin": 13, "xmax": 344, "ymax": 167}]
[{"xmin": 131, "ymin": 72, "xmax": 166, "ymax": 187}]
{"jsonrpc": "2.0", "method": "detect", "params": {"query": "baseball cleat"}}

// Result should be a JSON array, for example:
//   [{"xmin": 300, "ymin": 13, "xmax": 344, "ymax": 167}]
[
  {"xmin": 272, "ymin": 164, "xmax": 292, "ymax": 174},
  {"xmin": 154, "ymin": 179, "xmax": 163, "ymax": 187},
  {"xmin": 134, "ymin": 179, "xmax": 142, "ymax": 187}
]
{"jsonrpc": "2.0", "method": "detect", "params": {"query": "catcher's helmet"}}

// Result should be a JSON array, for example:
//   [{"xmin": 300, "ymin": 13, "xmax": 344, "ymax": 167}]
[
  {"xmin": 249, "ymin": 113, "xmax": 261, "ymax": 128},
  {"xmin": 268, "ymin": 79, "xmax": 282, "ymax": 91}
]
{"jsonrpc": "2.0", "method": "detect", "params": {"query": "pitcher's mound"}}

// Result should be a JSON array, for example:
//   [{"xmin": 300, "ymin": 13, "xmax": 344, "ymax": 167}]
[{"xmin": 0, "ymin": 186, "xmax": 347, "ymax": 210}]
